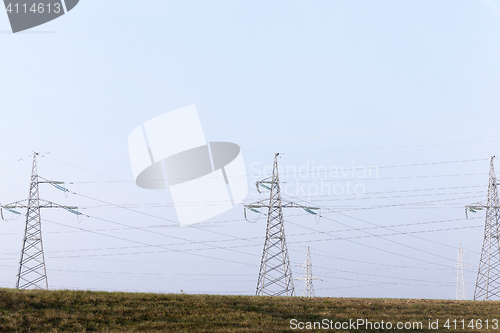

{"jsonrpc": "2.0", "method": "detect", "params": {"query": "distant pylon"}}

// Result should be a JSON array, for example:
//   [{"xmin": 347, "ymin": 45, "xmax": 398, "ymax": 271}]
[
  {"xmin": 295, "ymin": 246, "xmax": 318, "ymax": 297},
  {"xmin": 244, "ymin": 153, "xmax": 319, "ymax": 297},
  {"xmin": 454, "ymin": 243, "xmax": 471, "ymax": 300},
  {"xmin": 465, "ymin": 156, "xmax": 500, "ymax": 300},
  {"xmin": 1, "ymin": 153, "xmax": 81, "ymax": 290}
]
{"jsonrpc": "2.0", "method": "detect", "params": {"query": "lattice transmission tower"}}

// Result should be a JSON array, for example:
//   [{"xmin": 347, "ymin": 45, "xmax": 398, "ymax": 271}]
[
  {"xmin": 466, "ymin": 156, "xmax": 500, "ymax": 300},
  {"xmin": 454, "ymin": 243, "xmax": 471, "ymax": 300},
  {"xmin": 295, "ymin": 246, "xmax": 318, "ymax": 297},
  {"xmin": 244, "ymin": 153, "xmax": 318, "ymax": 297},
  {"xmin": 1, "ymin": 152, "xmax": 81, "ymax": 290}
]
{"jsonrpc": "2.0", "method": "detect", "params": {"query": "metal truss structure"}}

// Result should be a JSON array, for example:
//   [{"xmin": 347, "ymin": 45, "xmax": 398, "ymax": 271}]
[
  {"xmin": 466, "ymin": 156, "xmax": 500, "ymax": 300},
  {"xmin": 245, "ymin": 153, "xmax": 318, "ymax": 297},
  {"xmin": 295, "ymin": 246, "xmax": 319, "ymax": 297},
  {"xmin": 1, "ymin": 153, "xmax": 81, "ymax": 290},
  {"xmin": 454, "ymin": 243, "xmax": 471, "ymax": 300}
]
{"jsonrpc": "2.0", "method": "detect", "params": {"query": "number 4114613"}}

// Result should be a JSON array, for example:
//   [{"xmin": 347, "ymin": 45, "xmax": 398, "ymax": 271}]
[
  {"xmin": 5, "ymin": 3, "xmax": 62, "ymax": 14},
  {"xmin": 443, "ymin": 319, "xmax": 499, "ymax": 330}
]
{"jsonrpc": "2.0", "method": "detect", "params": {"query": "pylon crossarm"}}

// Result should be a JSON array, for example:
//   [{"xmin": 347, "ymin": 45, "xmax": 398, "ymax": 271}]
[
  {"xmin": 1, "ymin": 200, "xmax": 29, "ymax": 219},
  {"xmin": 255, "ymin": 177, "xmax": 273, "ymax": 193},
  {"xmin": 257, "ymin": 183, "xmax": 272, "ymax": 192},
  {"xmin": 465, "ymin": 201, "xmax": 487, "ymax": 218},
  {"xmin": 2, "ymin": 200, "xmax": 29, "ymax": 209},
  {"xmin": 281, "ymin": 201, "xmax": 319, "ymax": 215},
  {"xmin": 246, "ymin": 202, "xmax": 318, "ymax": 214},
  {"xmin": 37, "ymin": 200, "xmax": 82, "ymax": 215},
  {"xmin": 295, "ymin": 276, "xmax": 319, "ymax": 280},
  {"xmin": 244, "ymin": 201, "xmax": 268, "ymax": 222},
  {"xmin": 465, "ymin": 203, "xmax": 500, "ymax": 218},
  {"xmin": 246, "ymin": 206, "xmax": 260, "ymax": 214},
  {"xmin": 2, "ymin": 200, "xmax": 81, "ymax": 215},
  {"xmin": 465, "ymin": 205, "xmax": 480, "ymax": 218},
  {"xmin": 245, "ymin": 198, "xmax": 269, "ymax": 207},
  {"xmin": 1, "ymin": 206, "xmax": 22, "ymax": 217},
  {"xmin": 37, "ymin": 176, "xmax": 69, "ymax": 192},
  {"xmin": 246, "ymin": 203, "xmax": 267, "ymax": 209}
]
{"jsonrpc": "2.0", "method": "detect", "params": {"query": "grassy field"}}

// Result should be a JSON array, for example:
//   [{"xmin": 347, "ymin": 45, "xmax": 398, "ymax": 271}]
[{"xmin": 1, "ymin": 289, "xmax": 500, "ymax": 332}]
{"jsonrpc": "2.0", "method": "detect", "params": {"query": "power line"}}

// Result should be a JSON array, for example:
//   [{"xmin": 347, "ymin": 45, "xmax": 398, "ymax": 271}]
[
  {"xmin": 285, "ymin": 224, "xmax": 482, "ymax": 246},
  {"xmin": 45, "ymin": 188, "xmax": 470, "ymax": 274},
  {"xmin": 53, "ymin": 157, "xmax": 489, "ymax": 184},
  {"xmin": 43, "ymin": 218, "xmax": 256, "ymax": 268},
  {"xmin": 282, "ymin": 193, "xmax": 464, "ymax": 265},
  {"xmin": 289, "ymin": 173, "xmax": 488, "ymax": 183},
  {"xmin": 284, "ymin": 139, "xmax": 500, "ymax": 155},
  {"xmin": 46, "ymin": 156, "xmax": 483, "ymax": 194},
  {"xmin": 24, "ymin": 152, "xmax": 488, "ymax": 294},
  {"xmin": 280, "ymin": 156, "xmax": 489, "ymax": 173},
  {"xmin": 286, "ymin": 218, "xmax": 453, "ymax": 268},
  {"xmin": 36, "ymin": 222, "xmax": 467, "ymax": 288},
  {"xmin": 308, "ymin": 195, "xmax": 484, "ymax": 212},
  {"xmin": 72, "ymin": 188, "xmax": 486, "ymax": 208},
  {"xmin": 33, "ymin": 184, "xmax": 462, "ymax": 279},
  {"xmin": 304, "ymin": 248, "xmax": 450, "ymax": 271},
  {"xmin": 17, "ymin": 216, "xmax": 477, "ymax": 249},
  {"xmin": 1, "ymin": 222, "xmax": 475, "ymax": 264},
  {"xmin": 47, "ymin": 183, "xmax": 482, "ymax": 271}
]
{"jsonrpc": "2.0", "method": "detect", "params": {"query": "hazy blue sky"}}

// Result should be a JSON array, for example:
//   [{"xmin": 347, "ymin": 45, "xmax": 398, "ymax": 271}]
[{"xmin": 0, "ymin": 0, "xmax": 499, "ymax": 299}]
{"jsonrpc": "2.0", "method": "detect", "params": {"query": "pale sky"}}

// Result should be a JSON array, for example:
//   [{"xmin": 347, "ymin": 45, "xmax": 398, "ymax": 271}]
[{"xmin": 0, "ymin": 0, "xmax": 499, "ymax": 299}]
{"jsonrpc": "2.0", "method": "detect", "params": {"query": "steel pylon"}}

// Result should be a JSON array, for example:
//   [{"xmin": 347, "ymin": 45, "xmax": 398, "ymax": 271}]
[
  {"xmin": 253, "ymin": 153, "xmax": 295, "ymax": 296},
  {"xmin": 17, "ymin": 152, "xmax": 48, "ymax": 289},
  {"xmin": 454, "ymin": 243, "xmax": 471, "ymax": 300},
  {"xmin": 244, "ymin": 153, "xmax": 319, "ymax": 297},
  {"xmin": 1, "ymin": 152, "xmax": 82, "ymax": 290},
  {"xmin": 295, "ymin": 246, "xmax": 318, "ymax": 297},
  {"xmin": 466, "ymin": 156, "xmax": 500, "ymax": 300}
]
